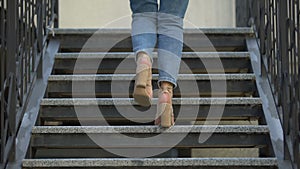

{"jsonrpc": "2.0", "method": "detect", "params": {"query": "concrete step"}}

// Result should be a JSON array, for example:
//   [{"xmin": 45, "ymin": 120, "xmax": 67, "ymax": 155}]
[
  {"xmin": 51, "ymin": 28, "xmax": 254, "ymax": 52},
  {"xmin": 39, "ymin": 97, "xmax": 264, "ymax": 125},
  {"xmin": 53, "ymin": 52, "xmax": 252, "ymax": 74},
  {"xmin": 32, "ymin": 125, "xmax": 269, "ymax": 134},
  {"xmin": 41, "ymin": 97, "xmax": 262, "ymax": 106},
  {"xmin": 22, "ymin": 158, "xmax": 278, "ymax": 169},
  {"xmin": 30, "ymin": 125, "xmax": 270, "ymax": 149},
  {"xmin": 46, "ymin": 74, "xmax": 257, "ymax": 98}
]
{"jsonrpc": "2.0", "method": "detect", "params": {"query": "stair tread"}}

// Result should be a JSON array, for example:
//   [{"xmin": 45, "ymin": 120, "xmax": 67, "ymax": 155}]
[
  {"xmin": 22, "ymin": 158, "xmax": 277, "ymax": 167},
  {"xmin": 55, "ymin": 52, "xmax": 250, "ymax": 59},
  {"xmin": 31, "ymin": 125, "xmax": 269, "ymax": 134},
  {"xmin": 55, "ymin": 28, "xmax": 253, "ymax": 52},
  {"xmin": 48, "ymin": 74, "xmax": 256, "ymax": 81},
  {"xmin": 52, "ymin": 28, "xmax": 254, "ymax": 35},
  {"xmin": 41, "ymin": 98, "xmax": 262, "ymax": 106}
]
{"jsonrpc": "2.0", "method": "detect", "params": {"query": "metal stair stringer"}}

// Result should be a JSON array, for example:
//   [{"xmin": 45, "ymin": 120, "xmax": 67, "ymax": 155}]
[{"xmin": 246, "ymin": 38, "xmax": 293, "ymax": 169}]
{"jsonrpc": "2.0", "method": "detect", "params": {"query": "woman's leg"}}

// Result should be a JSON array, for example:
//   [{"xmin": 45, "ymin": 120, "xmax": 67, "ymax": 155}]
[
  {"xmin": 157, "ymin": 0, "xmax": 189, "ymax": 87},
  {"xmin": 130, "ymin": 0, "xmax": 158, "ymax": 106},
  {"xmin": 130, "ymin": 0, "xmax": 158, "ymax": 62},
  {"xmin": 155, "ymin": 0, "xmax": 189, "ymax": 127}
]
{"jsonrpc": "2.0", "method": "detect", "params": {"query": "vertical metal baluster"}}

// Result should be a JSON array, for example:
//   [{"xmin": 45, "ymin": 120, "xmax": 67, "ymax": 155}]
[
  {"xmin": 297, "ymin": 0, "xmax": 300, "ymax": 167},
  {"xmin": 266, "ymin": 0, "xmax": 271, "ymax": 75},
  {"xmin": 276, "ymin": 0, "xmax": 282, "ymax": 112},
  {"xmin": 292, "ymin": 0, "xmax": 299, "ymax": 167},
  {"xmin": 273, "ymin": 1, "xmax": 278, "ymax": 100},
  {"xmin": 31, "ymin": 0, "xmax": 35, "ymax": 73},
  {"xmin": 0, "ymin": 0, "xmax": 5, "ymax": 164},
  {"xmin": 25, "ymin": 0, "xmax": 29, "ymax": 91},
  {"xmin": 19, "ymin": 0, "xmax": 24, "ymax": 106},
  {"xmin": 278, "ymin": 0, "xmax": 290, "ymax": 161},
  {"xmin": 289, "ymin": 1, "xmax": 296, "ymax": 164},
  {"xmin": 7, "ymin": 0, "xmax": 17, "ymax": 162},
  {"xmin": 54, "ymin": 0, "xmax": 58, "ymax": 28},
  {"xmin": 47, "ymin": 0, "xmax": 50, "ymax": 26}
]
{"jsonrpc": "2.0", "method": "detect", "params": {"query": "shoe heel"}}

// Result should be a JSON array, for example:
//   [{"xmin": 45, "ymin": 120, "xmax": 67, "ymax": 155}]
[
  {"xmin": 158, "ymin": 103, "xmax": 172, "ymax": 128},
  {"xmin": 133, "ymin": 64, "xmax": 151, "ymax": 107},
  {"xmin": 135, "ymin": 64, "xmax": 149, "ymax": 87},
  {"xmin": 133, "ymin": 86, "xmax": 151, "ymax": 107}
]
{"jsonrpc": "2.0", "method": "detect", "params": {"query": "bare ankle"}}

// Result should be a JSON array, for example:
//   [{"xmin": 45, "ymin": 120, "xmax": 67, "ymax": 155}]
[
  {"xmin": 160, "ymin": 81, "xmax": 173, "ymax": 89},
  {"xmin": 137, "ymin": 52, "xmax": 150, "ymax": 61}
]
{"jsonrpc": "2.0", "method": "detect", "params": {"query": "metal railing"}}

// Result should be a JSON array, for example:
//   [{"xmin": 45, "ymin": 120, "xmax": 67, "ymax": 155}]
[
  {"xmin": 239, "ymin": 0, "xmax": 300, "ymax": 168},
  {"xmin": 0, "ymin": 0, "xmax": 57, "ymax": 167}
]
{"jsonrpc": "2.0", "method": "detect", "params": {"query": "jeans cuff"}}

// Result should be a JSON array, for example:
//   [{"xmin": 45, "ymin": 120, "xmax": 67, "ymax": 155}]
[{"xmin": 158, "ymin": 77, "xmax": 177, "ymax": 88}]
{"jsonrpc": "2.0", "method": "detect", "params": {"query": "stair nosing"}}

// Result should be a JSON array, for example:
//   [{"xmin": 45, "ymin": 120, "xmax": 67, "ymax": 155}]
[
  {"xmin": 40, "ymin": 98, "xmax": 262, "ymax": 106},
  {"xmin": 55, "ymin": 52, "xmax": 250, "ymax": 59},
  {"xmin": 31, "ymin": 125, "xmax": 269, "ymax": 134},
  {"xmin": 52, "ymin": 28, "xmax": 254, "ymax": 35},
  {"xmin": 48, "ymin": 74, "xmax": 256, "ymax": 81},
  {"xmin": 22, "ymin": 157, "xmax": 277, "ymax": 167}
]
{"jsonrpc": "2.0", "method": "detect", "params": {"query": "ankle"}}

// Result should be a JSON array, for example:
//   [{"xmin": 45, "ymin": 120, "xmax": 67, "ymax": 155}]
[
  {"xmin": 158, "ymin": 81, "xmax": 173, "ymax": 104},
  {"xmin": 137, "ymin": 52, "xmax": 151, "ymax": 66},
  {"xmin": 159, "ymin": 81, "xmax": 173, "ymax": 90}
]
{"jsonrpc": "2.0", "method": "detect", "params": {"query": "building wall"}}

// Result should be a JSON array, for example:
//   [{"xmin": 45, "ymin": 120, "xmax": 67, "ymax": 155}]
[{"xmin": 59, "ymin": 0, "xmax": 236, "ymax": 28}]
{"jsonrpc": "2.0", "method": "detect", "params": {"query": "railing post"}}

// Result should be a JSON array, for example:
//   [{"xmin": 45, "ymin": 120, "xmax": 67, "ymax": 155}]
[
  {"xmin": 54, "ymin": 0, "xmax": 59, "ymax": 28},
  {"xmin": 36, "ymin": 0, "xmax": 44, "ymax": 79},
  {"xmin": 6, "ymin": 0, "xmax": 17, "ymax": 162},
  {"xmin": 0, "ymin": 35, "xmax": 5, "ymax": 165},
  {"xmin": 278, "ymin": 0, "xmax": 289, "ymax": 161},
  {"xmin": 0, "ymin": 0, "xmax": 5, "ymax": 164}
]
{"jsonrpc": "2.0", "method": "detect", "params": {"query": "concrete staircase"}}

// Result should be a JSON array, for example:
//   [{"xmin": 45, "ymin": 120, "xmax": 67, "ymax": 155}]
[{"xmin": 22, "ymin": 28, "xmax": 278, "ymax": 169}]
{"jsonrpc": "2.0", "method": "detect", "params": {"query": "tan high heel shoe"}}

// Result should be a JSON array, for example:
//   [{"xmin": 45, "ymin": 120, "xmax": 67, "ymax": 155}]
[
  {"xmin": 155, "ymin": 82, "xmax": 174, "ymax": 128},
  {"xmin": 133, "ymin": 52, "xmax": 153, "ymax": 107}
]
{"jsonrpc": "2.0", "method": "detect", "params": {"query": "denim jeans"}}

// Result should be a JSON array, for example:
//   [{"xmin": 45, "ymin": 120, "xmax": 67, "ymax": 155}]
[{"xmin": 130, "ymin": 0, "xmax": 189, "ymax": 88}]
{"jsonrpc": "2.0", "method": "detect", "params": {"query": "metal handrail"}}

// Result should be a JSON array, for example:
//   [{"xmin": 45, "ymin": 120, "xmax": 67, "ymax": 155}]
[
  {"xmin": 241, "ymin": 0, "xmax": 300, "ymax": 168},
  {"xmin": 0, "ymin": 0, "xmax": 58, "ymax": 168}
]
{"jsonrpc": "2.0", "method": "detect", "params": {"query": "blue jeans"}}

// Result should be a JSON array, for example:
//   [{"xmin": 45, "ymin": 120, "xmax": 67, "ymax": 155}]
[{"xmin": 130, "ymin": 0, "xmax": 189, "ymax": 88}]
